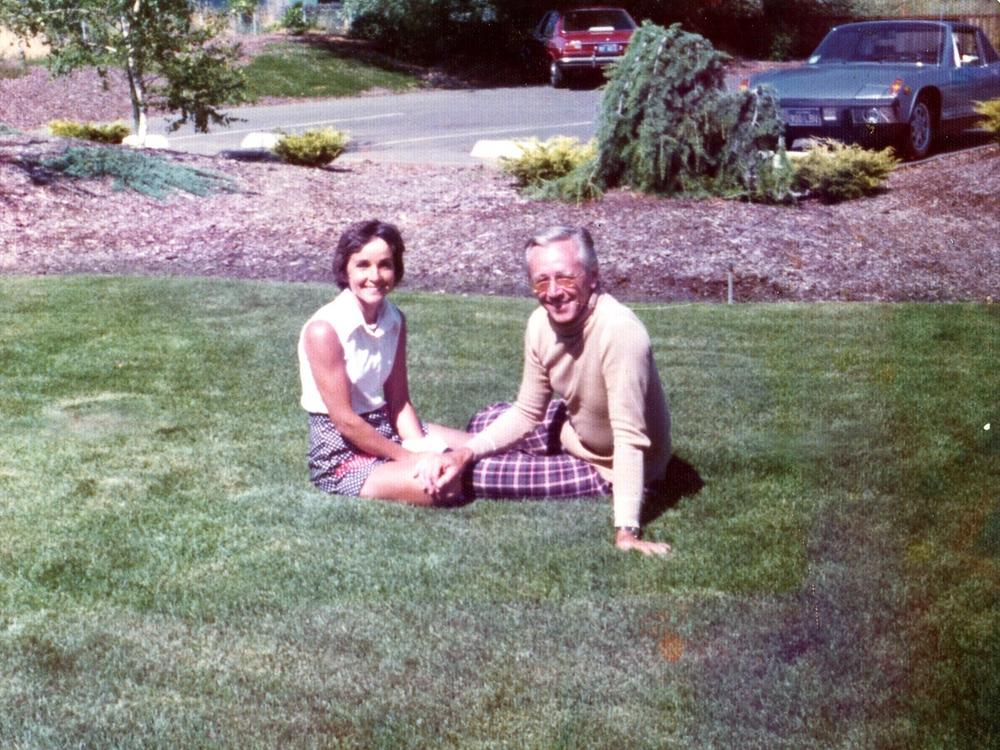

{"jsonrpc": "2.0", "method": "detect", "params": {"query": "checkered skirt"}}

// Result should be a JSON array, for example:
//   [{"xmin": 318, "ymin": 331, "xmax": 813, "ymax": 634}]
[{"xmin": 307, "ymin": 408, "xmax": 400, "ymax": 496}]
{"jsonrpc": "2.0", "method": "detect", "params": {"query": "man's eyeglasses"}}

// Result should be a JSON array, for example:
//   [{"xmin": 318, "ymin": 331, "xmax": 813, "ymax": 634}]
[{"xmin": 531, "ymin": 274, "xmax": 581, "ymax": 296}]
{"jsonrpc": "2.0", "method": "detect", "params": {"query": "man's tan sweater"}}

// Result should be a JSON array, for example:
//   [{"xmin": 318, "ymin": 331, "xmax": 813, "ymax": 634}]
[{"xmin": 468, "ymin": 293, "xmax": 671, "ymax": 527}]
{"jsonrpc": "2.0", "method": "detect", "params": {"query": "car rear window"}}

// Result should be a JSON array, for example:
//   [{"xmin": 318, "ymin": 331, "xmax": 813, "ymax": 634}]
[
  {"xmin": 810, "ymin": 24, "xmax": 945, "ymax": 65},
  {"xmin": 563, "ymin": 10, "xmax": 635, "ymax": 32},
  {"xmin": 979, "ymin": 31, "xmax": 1000, "ymax": 64}
]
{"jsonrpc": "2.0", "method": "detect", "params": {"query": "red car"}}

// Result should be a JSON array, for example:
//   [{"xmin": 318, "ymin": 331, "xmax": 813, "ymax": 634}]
[{"xmin": 530, "ymin": 7, "xmax": 638, "ymax": 87}]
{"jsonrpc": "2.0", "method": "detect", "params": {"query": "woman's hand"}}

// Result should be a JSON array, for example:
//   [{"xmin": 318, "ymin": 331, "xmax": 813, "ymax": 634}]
[
  {"xmin": 412, "ymin": 452, "xmax": 442, "ymax": 495},
  {"xmin": 412, "ymin": 452, "xmax": 466, "ymax": 502}
]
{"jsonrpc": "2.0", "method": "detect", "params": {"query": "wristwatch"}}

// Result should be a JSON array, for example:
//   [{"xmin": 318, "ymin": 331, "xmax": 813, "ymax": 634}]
[{"xmin": 615, "ymin": 526, "xmax": 642, "ymax": 539}]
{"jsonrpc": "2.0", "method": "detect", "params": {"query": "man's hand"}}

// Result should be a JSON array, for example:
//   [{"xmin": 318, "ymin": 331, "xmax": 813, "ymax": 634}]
[
  {"xmin": 412, "ymin": 447, "xmax": 474, "ymax": 500},
  {"xmin": 615, "ymin": 528, "xmax": 672, "ymax": 557},
  {"xmin": 432, "ymin": 447, "xmax": 474, "ymax": 492},
  {"xmin": 412, "ymin": 453, "xmax": 445, "ymax": 496}
]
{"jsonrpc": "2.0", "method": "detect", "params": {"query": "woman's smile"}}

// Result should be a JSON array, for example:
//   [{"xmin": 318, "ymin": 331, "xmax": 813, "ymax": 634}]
[{"xmin": 346, "ymin": 238, "xmax": 397, "ymax": 320}]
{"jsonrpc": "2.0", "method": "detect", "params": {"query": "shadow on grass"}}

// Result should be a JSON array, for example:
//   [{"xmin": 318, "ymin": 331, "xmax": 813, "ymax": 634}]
[
  {"xmin": 290, "ymin": 32, "xmax": 543, "ymax": 89},
  {"xmin": 641, "ymin": 454, "xmax": 704, "ymax": 526},
  {"xmin": 293, "ymin": 33, "xmax": 422, "ymax": 75}
]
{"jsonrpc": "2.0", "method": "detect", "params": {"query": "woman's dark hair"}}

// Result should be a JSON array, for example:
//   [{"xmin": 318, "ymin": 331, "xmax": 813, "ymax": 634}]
[{"xmin": 332, "ymin": 219, "xmax": 405, "ymax": 289}]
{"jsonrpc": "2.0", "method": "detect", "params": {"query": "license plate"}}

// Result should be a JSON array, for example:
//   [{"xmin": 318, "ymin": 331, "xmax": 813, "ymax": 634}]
[
  {"xmin": 783, "ymin": 108, "xmax": 822, "ymax": 126},
  {"xmin": 596, "ymin": 43, "xmax": 621, "ymax": 54}
]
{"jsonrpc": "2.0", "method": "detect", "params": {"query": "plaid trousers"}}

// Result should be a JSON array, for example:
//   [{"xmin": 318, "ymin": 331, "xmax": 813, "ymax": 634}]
[{"xmin": 466, "ymin": 400, "xmax": 612, "ymax": 500}]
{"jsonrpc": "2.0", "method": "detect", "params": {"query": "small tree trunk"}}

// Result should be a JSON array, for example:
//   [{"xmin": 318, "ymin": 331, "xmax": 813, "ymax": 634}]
[
  {"xmin": 121, "ymin": 0, "xmax": 148, "ymax": 142},
  {"xmin": 127, "ymin": 66, "xmax": 149, "ymax": 141}
]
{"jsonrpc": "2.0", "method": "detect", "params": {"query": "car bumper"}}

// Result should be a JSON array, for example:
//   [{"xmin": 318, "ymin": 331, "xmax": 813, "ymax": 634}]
[
  {"xmin": 779, "ymin": 101, "xmax": 906, "ymax": 147},
  {"xmin": 557, "ymin": 55, "xmax": 624, "ymax": 69},
  {"xmin": 784, "ymin": 122, "xmax": 908, "ymax": 147}
]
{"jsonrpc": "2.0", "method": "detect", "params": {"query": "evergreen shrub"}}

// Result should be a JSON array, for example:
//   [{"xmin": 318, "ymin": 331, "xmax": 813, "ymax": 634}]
[
  {"xmin": 272, "ymin": 129, "xmax": 349, "ymax": 167},
  {"xmin": 39, "ymin": 146, "xmax": 238, "ymax": 199},
  {"xmin": 48, "ymin": 120, "xmax": 132, "ymax": 144},
  {"xmin": 543, "ymin": 22, "xmax": 794, "ymax": 204},
  {"xmin": 343, "ymin": 0, "xmax": 503, "ymax": 63},
  {"xmin": 973, "ymin": 98, "xmax": 1000, "ymax": 142},
  {"xmin": 499, "ymin": 137, "xmax": 596, "ymax": 189},
  {"xmin": 791, "ymin": 140, "xmax": 898, "ymax": 203},
  {"xmin": 281, "ymin": 2, "xmax": 310, "ymax": 34}
]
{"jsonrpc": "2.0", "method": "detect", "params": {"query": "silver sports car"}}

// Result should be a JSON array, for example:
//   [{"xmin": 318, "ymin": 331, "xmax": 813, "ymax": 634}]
[{"xmin": 749, "ymin": 20, "xmax": 1000, "ymax": 159}]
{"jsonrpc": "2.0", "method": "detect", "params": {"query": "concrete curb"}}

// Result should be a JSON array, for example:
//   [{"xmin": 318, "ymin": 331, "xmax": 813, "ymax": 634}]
[{"xmin": 470, "ymin": 139, "xmax": 530, "ymax": 161}]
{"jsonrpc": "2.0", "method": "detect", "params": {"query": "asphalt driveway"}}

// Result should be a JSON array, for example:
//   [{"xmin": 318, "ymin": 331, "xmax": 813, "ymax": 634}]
[{"xmin": 154, "ymin": 86, "xmax": 604, "ymax": 164}]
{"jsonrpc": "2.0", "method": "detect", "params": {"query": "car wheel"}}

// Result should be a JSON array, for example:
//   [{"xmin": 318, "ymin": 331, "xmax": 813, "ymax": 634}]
[
  {"xmin": 549, "ymin": 61, "xmax": 567, "ymax": 88},
  {"xmin": 905, "ymin": 98, "xmax": 935, "ymax": 160}
]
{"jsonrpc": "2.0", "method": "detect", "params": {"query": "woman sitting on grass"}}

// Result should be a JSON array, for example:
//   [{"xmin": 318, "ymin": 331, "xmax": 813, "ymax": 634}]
[{"xmin": 298, "ymin": 219, "xmax": 470, "ymax": 504}]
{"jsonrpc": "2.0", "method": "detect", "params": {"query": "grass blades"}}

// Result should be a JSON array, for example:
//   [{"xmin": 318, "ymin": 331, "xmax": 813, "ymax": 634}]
[
  {"xmin": 241, "ymin": 41, "xmax": 420, "ymax": 100},
  {"xmin": 0, "ymin": 277, "xmax": 996, "ymax": 748}
]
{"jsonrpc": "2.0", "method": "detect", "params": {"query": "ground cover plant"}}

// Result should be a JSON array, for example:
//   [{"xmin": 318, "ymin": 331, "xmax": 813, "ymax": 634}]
[
  {"xmin": 33, "ymin": 146, "xmax": 238, "ymax": 200},
  {"xmin": 0, "ymin": 276, "xmax": 996, "ymax": 748}
]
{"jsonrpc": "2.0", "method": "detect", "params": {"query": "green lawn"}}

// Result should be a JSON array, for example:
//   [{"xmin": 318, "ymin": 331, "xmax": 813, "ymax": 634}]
[
  {"xmin": 241, "ymin": 41, "xmax": 420, "ymax": 100},
  {"xmin": 0, "ymin": 276, "xmax": 996, "ymax": 749}
]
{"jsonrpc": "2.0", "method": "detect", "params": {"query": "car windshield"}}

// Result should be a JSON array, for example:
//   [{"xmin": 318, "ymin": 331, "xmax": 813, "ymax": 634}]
[
  {"xmin": 809, "ymin": 24, "xmax": 945, "ymax": 64},
  {"xmin": 563, "ymin": 10, "xmax": 635, "ymax": 32}
]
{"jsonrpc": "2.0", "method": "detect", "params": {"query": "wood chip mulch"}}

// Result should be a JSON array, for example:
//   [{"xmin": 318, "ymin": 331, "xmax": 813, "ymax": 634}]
[{"xmin": 2, "ymin": 43, "xmax": 997, "ymax": 302}]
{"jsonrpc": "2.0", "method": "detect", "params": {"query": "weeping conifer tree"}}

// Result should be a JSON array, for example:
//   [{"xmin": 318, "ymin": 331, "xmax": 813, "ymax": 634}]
[{"xmin": 540, "ymin": 22, "xmax": 794, "ymax": 203}]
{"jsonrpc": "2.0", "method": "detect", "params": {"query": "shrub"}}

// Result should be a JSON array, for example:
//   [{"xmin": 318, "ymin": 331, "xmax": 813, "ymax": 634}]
[
  {"xmin": 499, "ymin": 136, "xmax": 596, "ymax": 189},
  {"xmin": 343, "ymin": 0, "xmax": 504, "ymax": 63},
  {"xmin": 48, "ymin": 120, "xmax": 132, "ymax": 144},
  {"xmin": 227, "ymin": 0, "xmax": 257, "ymax": 18},
  {"xmin": 281, "ymin": 2, "xmax": 310, "ymax": 34},
  {"xmin": 0, "ymin": 60, "xmax": 30, "ymax": 80},
  {"xmin": 973, "ymin": 98, "xmax": 1000, "ymax": 143},
  {"xmin": 228, "ymin": 0, "xmax": 258, "ymax": 30},
  {"xmin": 272, "ymin": 128, "xmax": 349, "ymax": 167},
  {"xmin": 769, "ymin": 30, "xmax": 794, "ymax": 61},
  {"xmin": 541, "ymin": 22, "xmax": 793, "ymax": 204},
  {"xmin": 39, "ymin": 146, "xmax": 237, "ymax": 199},
  {"xmin": 792, "ymin": 139, "xmax": 899, "ymax": 203}
]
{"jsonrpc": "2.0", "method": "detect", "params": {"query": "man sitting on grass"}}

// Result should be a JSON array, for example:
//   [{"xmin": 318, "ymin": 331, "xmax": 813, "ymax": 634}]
[{"xmin": 437, "ymin": 225, "xmax": 673, "ymax": 556}]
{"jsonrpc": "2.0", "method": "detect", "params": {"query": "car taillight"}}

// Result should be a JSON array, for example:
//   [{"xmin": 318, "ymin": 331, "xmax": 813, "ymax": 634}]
[
  {"xmin": 888, "ymin": 78, "xmax": 904, "ymax": 95},
  {"xmin": 739, "ymin": 78, "xmax": 749, "ymax": 91}
]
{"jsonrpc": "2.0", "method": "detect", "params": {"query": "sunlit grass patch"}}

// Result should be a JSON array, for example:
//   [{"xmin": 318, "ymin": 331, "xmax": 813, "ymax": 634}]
[
  {"xmin": 241, "ymin": 41, "xmax": 420, "ymax": 100},
  {"xmin": 0, "ymin": 277, "xmax": 996, "ymax": 748}
]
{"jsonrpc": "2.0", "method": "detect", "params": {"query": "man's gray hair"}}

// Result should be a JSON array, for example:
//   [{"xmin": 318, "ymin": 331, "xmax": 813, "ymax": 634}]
[{"xmin": 524, "ymin": 225, "xmax": 599, "ymax": 274}]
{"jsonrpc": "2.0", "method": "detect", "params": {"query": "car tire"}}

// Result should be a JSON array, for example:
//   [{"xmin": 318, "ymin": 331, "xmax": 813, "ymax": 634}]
[
  {"xmin": 904, "ymin": 98, "xmax": 936, "ymax": 160},
  {"xmin": 550, "ymin": 61, "xmax": 567, "ymax": 88}
]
